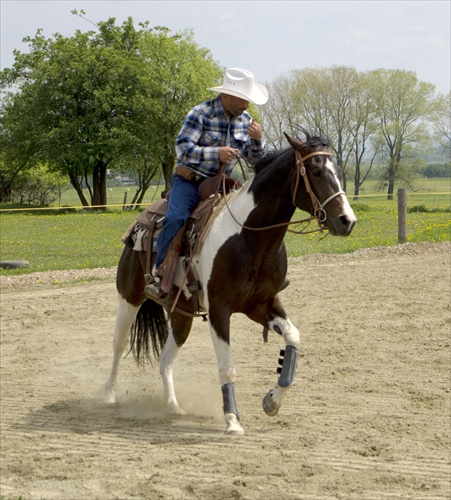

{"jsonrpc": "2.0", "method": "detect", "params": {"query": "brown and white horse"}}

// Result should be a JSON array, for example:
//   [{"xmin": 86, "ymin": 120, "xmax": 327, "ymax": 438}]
[{"xmin": 104, "ymin": 132, "xmax": 356, "ymax": 435}]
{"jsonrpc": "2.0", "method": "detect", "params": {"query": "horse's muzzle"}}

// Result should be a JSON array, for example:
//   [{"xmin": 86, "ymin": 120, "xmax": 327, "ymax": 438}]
[{"xmin": 328, "ymin": 212, "xmax": 356, "ymax": 236}]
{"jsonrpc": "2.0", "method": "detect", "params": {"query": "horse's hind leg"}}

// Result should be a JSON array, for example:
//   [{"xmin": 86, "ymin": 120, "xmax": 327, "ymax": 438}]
[
  {"xmin": 104, "ymin": 296, "xmax": 140, "ymax": 404},
  {"xmin": 159, "ymin": 312, "xmax": 193, "ymax": 415}
]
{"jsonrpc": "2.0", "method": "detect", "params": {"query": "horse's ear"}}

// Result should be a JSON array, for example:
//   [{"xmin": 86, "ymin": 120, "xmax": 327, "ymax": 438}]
[{"xmin": 284, "ymin": 132, "xmax": 302, "ymax": 150}]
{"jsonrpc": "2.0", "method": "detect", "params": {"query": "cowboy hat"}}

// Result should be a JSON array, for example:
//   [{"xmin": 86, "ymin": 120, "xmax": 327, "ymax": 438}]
[{"xmin": 207, "ymin": 67, "xmax": 268, "ymax": 105}]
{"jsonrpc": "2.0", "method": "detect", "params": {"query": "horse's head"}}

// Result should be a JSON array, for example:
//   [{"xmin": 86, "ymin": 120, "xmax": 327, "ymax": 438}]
[{"xmin": 285, "ymin": 132, "xmax": 356, "ymax": 237}]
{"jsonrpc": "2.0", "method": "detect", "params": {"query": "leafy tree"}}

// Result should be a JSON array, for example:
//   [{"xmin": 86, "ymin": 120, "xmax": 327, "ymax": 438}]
[
  {"xmin": 423, "ymin": 163, "xmax": 451, "ymax": 177},
  {"xmin": 347, "ymin": 71, "xmax": 379, "ymax": 199},
  {"xmin": 262, "ymin": 74, "xmax": 299, "ymax": 149},
  {"xmin": 264, "ymin": 66, "xmax": 365, "ymax": 191},
  {"xmin": 9, "ymin": 164, "xmax": 68, "ymax": 205},
  {"xmin": 116, "ymin": 27, "xmax": 222, "ymax": 206},
  {"xmin": 0, "ymin": 15, "xmax": 221, "ymax": 208},
  {"xmin": 1, "ymin": 17, "xmax": 146, "ymax": 207},
  {"xmin": 262, "ymin": 67, "xmax": 440, "ymax": 198},
  {"xmin": 0, "ymin": 77, "xmax": 44, "ymax": 201},
  {"xmin": 431, "ymin": 91, "xmax": 451, "ymax": 158},
  {"xmin": 369, "ymin": 69, "xmax": 436, "ymax": 199}
]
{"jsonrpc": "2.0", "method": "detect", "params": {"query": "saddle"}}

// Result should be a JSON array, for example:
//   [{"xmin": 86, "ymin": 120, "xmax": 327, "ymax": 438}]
[{"xmin": 121, "ymin": 171, "xmax": 241, "ymax": 315}]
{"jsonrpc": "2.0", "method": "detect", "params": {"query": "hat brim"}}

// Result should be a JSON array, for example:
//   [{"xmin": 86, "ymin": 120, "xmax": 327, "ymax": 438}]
[{"xmin": 207, "ymin": 82, "xmax": 268, "ymax": 105}]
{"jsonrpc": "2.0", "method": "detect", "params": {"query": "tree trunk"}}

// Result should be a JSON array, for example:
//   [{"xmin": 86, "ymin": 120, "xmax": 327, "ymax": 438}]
[
  {"xmin": 68, "ymin": 172, "xmax": 89, "ymax": 207},
  {"xmin": 387, "ymin": 178, "xmax": 395, "ymax": 200},
  {"xmin": 353, "ymin": 167, "xmax": 361, "ymax": 201},
  {"xmin": 162, "ymin": 159, "xmax": 174, "ymax": 197},
  {"xmin": 0, "ymin": 184, "xmax": 13, "ymax": 203},
  {"xmin": 92, "ymin": 161, "xmax": 107, "ymax": 209},
  {"xmin": 386, "ymin": 160, "xmax": 397, "ymax": 200}
]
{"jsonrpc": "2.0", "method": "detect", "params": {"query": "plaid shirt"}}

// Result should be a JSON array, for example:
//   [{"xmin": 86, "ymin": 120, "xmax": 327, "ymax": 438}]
[{"xmin": 175, "ymin": 96, "xmax": 266, "ymax": 178}]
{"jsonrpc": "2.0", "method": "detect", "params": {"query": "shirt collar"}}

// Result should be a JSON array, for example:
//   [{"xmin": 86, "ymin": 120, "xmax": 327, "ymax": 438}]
[{"xmin": 211, "ymin": 95, "xmax": 227, "ymax": 118}]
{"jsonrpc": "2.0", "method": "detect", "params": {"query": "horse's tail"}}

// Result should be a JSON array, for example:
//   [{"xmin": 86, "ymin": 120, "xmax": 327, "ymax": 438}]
[{"xmin": 130, "ymin": 299, "xmax": 168, "ymax": 366}]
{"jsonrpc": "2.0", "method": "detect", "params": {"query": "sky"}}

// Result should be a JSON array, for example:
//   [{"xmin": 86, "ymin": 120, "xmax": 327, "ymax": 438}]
[{"xmin": 1, "ymin": 0, "xmax": 450, "ymax": 95}]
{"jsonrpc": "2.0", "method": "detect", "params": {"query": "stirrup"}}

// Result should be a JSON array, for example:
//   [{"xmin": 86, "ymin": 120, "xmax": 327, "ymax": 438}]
[{"xmin": 144, "ymin": 280, "xmax": 166, "ymax": 299}]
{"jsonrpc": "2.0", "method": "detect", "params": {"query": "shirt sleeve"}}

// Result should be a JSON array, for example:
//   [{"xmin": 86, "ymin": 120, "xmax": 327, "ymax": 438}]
[
  {"xmin": 248, "ymin": 137, "xmax": 266, "ymax": 161},
  {"xmin": 175, "ymin": 109, "xmax": 219, "ymax": 167}
]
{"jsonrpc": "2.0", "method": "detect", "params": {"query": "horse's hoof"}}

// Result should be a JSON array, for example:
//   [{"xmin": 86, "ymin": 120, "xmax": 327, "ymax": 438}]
[
  {"xmin": 224, "ymin": 413, "xmax": 245, "ymax": 435},
  {"xmin": 262, "ymin": 391, "xmax": 280, "ymax": 417},
  {"xmin": 167, "ymin": 402, "xmax": 186, "ymax": 415},
  {"xmin": 104, "ymin": 387, "xmax": 116, "ymax": 404}
]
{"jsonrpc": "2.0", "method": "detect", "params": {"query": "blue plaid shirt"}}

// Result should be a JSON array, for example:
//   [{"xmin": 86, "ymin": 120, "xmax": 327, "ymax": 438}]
[{"xmin": 175, "ymin": 96, "xmax": 266, "ymax": 178}]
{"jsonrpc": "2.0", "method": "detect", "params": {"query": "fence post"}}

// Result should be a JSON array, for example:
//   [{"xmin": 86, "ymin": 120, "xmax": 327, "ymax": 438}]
[
  {"xmin": 122, "ymin": 191, "xmax": 128, "ymax": 212},
  {"xmin": 398, "ymin": 188, "xmax": 407, "ymax": 244}
]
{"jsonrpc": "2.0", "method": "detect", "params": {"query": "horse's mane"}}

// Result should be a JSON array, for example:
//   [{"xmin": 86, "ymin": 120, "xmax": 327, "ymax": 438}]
[
  {"xmin": 253, "ymin": 130, "xmax": 330, "ymax": 175},
  {"xmin": 253, "ymin": 149, "xmax": 287, "ymax": 174}
]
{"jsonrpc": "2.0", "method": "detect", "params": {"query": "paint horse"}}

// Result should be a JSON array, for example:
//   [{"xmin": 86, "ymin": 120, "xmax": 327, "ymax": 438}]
[{"xmin": 104, "ymin": 132, "xmax": 356, "ymax": 435}]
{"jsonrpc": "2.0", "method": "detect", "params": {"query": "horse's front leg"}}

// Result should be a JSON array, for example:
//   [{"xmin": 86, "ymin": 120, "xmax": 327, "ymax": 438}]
[
  {"xmin": 262, "ymin": 300, "xmax": 301, "ymax": 417},
  {"xmin": 208, "ymin": 309, "xmax": 244, "ymax": 435}
]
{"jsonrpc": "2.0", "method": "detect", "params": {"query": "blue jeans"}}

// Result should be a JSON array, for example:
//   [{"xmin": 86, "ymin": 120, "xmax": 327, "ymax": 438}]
[{"xmin": 155, "ymin": 173, "xmax": 201, "ymax": 269}]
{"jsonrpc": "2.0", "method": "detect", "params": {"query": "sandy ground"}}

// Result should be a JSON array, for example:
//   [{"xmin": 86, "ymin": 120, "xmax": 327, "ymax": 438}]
[{"xmin": 0, "ymin": 242, "xmax": 450, "ymax": 500}]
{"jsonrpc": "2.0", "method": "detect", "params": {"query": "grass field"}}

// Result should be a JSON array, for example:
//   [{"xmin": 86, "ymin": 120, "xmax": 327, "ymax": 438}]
[{"xmin": 1, "ymin": 179, "xmax": 449, "ymax": 275}]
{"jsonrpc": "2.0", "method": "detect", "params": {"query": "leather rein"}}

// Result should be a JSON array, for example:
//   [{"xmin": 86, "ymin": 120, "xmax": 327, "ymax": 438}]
[{"xmin": 222, "ymin": 149, "xmax": 345, "ymax": 234}]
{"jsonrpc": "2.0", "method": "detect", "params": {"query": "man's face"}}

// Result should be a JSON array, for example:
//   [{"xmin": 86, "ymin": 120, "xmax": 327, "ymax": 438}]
[{"xmin": 222, "ymin": 94, "xmax": 250, "ymax": 118}]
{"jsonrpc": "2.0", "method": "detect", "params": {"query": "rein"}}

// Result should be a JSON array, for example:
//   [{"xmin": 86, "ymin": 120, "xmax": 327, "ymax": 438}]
[{"xmin": 222, "ymin": 149, "xmax": 345, "ymax": 234}]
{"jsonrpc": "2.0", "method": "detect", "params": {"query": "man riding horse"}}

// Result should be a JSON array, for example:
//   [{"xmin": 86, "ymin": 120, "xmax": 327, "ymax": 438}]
[{"xmin": 145, "ymin": 67, "xmax": 269, "ymax": 300}]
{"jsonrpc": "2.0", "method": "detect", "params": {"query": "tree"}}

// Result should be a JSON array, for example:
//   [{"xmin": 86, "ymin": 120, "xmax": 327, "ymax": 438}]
[
  {"xmin": 123, "ymin": 27, "xmax": 222, "ymax": 202},
  {"xmin": 347, "ymin": 71, "xmax": 379, "ymax": 199},
  {"xmin": 1, "ymin": 17, "xmax": 147, "ymax": 207},
  {"xmin": 262, "ymin": 67, "xmax": 440, "ymax": 198},
  {"xmin": 262, "ymin": 74, "xmax": 300, "ymax": 149},
  {"xmin": 370, "ymin": 69, "xmax": 436, "ymax": 199},
  {"xmin": 0, "ymin": 17, "xmax": 222, "ymax": 207},
  {"xmin": 264, "ymin": 66, "xmax": 364, "ymax": 191},
  {"xmin": 431, "ymin": 91, "xmax": 451, "ymax": 158},
  {"xmin": 0, "ymin": 75, "xmax": 45, "ymax": 201}
]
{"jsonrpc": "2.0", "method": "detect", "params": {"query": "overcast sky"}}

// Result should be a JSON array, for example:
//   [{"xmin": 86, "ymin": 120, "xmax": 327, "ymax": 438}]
[{"xmin": 1, "ymin": 0, "xmax": 450, "ymax": 94}]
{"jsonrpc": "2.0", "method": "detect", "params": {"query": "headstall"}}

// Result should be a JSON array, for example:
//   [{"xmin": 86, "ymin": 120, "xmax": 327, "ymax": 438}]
[{"xmin": 222, "ymin": 149, "xmax": 345, "ymax": 234}]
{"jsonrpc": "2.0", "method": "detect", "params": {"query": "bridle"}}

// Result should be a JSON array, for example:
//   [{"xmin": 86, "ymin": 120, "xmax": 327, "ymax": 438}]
[
  {"xmin": 293, "ymin": 150, "xmax": 345, "ymax": 226},
  {"xmin": 222, "ymin": 149, "xmax": 345, "ymax": 234}
]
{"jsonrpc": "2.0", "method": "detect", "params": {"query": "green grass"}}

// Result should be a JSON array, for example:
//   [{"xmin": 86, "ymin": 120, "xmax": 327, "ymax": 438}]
[
  {"xmin": 0, "ymin": 210, "xmax": 136, "ymax": 275},
  {"xmin": 1, "ymin": 180, "xmax": 450, "ymax": 276}
]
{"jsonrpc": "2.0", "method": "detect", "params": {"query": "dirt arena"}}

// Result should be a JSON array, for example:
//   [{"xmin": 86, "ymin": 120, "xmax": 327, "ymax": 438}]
[{"xmin": 1, "ymin": 242, "xmax": 450, "ymax": 500}]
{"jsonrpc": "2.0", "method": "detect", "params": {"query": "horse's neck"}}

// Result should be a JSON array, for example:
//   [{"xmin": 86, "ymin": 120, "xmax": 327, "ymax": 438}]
[{"xmin": 245, "ymin": 166, "xmax": 297, "ymax": 230}]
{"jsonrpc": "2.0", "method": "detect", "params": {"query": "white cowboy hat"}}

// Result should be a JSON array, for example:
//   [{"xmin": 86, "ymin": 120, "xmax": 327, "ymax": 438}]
[{"xmin": 207, "ymin": 67, "xmax": 268, "ymax": 105}]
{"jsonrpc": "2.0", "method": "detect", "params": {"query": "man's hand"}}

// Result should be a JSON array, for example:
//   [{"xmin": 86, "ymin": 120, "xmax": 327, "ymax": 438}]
[
  {"xmin": 247, "ymin": 121, "xmax": 263, "ymax": 141},
  {"xmin": 219, "ymin": 146, "xmax": 238, "ymax": 164}
]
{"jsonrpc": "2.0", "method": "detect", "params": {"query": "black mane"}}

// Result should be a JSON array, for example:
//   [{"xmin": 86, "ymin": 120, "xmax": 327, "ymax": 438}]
[
  {"xmin": 253, "ymin": 132, "xmax": 330, "ymax": 175},
  {"xmin": 253, "ymin": 149, "xmax": 289, "ymax": 174}
]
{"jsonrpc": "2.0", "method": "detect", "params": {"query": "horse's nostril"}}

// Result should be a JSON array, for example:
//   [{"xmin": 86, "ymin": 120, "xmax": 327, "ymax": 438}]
[
  {"xmin": 339, "ymin": 215, "xmax": 350, "ymax": 227},
  {"xmin": 339, "ymin": 215, "xmax": 356, "ymax": 233}
]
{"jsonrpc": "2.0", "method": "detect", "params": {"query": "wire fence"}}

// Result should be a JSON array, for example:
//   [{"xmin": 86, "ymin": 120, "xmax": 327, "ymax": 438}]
[{"xmin": 0, "ymin": 191, "xmax": 450, "ymax": 213}]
